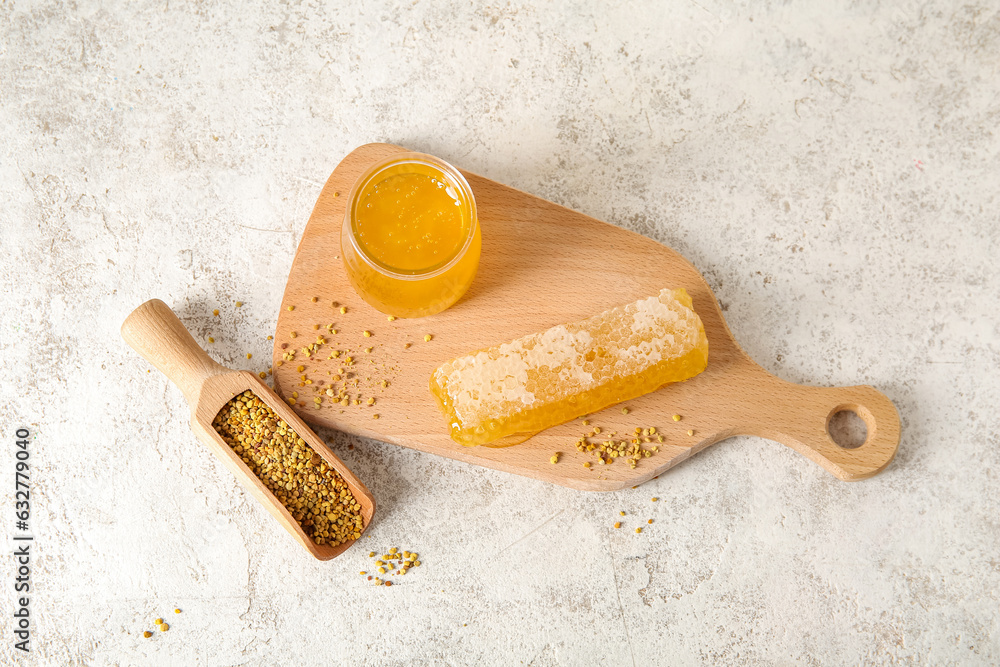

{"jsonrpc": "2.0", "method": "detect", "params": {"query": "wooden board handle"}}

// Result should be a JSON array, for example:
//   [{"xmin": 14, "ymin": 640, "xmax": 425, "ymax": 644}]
[
  {"xmin": 740, "ymin": 371, "xmax": 900, "ymax": 481},
  {"xmin": 121, "ymin": 299, "xmax": 228, "ymax": 405}
]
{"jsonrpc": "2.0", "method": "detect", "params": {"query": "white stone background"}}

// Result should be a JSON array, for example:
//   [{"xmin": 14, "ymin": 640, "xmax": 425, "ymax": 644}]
[{"xmin": 1, "ymin": 0, "xmax": 998, "ymax": 664}]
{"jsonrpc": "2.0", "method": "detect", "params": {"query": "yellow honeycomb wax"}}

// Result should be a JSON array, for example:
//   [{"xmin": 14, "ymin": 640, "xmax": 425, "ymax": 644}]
[{"xmin": 429, "ymin": 288, "xmax": 709, "ymax": 447}]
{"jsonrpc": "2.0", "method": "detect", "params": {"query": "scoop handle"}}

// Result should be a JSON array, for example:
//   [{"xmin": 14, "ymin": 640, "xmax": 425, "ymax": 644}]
[{"xmin": 121, "ymin": 299, "xmax": 228, "ymax": 405}]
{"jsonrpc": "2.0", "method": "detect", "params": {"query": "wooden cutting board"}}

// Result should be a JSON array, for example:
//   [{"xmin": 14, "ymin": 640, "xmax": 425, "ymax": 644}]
[{"xmin": 272, "ymin": 143, "xmax": 899, "ymax": 491}]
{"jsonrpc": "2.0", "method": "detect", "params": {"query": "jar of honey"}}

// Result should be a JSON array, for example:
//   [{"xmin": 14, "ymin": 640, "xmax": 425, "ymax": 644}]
[{"xmin": 341, "ymin": 152, "xmax": 481, "ymax": 318}]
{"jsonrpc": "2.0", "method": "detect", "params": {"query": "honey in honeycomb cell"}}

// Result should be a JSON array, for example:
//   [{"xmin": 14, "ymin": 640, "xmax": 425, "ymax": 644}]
[{"xmin": 430, "ymin": 288, "xmax": 709, "ymax": 447}]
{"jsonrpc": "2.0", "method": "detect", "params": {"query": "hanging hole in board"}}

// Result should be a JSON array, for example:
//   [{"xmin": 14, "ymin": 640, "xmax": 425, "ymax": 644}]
[{"xmin": 827, "ymin": 408, "xmax": 869, "ymax": 449}]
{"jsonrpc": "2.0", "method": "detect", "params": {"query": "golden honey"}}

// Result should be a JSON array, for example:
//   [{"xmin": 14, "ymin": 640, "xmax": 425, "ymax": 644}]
[
  {"xmin": 430, "ymin": 289, "xmax": 709, "ymax": 447},
  {"xmin": 341, "ymin": 153, "xmax": 480, "ymax": 318}
]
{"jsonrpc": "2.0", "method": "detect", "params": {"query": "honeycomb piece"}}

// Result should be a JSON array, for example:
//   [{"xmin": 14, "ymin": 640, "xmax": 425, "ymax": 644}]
[{"xmin": 429, "ymin": 288, "xmax": 709, "ymax": 447}]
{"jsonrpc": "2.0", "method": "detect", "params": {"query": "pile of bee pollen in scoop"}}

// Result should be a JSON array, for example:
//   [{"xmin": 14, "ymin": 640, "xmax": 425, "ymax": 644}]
[{"xmin": 212, "ymin": 390, "xmax": 365, "ymax": 546}]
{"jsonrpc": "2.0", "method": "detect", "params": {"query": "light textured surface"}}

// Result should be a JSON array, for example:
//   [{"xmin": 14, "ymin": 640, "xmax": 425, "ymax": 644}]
[{"xmin": 1, "ymin": 0, "xmax": 998, "ymax": 664}]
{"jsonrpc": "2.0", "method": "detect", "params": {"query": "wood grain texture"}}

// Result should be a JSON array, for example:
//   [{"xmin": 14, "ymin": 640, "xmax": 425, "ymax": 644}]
[
  {"xmin": 122, "ymin": 299, "xmax": 375, "ymax": 560},
  {"xmin": 273, "ymin": 143, "xmax": 900, "ymax": 491}
]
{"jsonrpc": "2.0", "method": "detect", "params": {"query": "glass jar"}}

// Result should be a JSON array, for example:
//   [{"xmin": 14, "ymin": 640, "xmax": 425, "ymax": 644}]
[{"xmin": 341, "ymin": 152, "xmax": 481, "ymax": 318}]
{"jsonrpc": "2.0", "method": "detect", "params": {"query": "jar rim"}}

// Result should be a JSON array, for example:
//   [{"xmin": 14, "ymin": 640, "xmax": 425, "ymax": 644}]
[{"xmin": 344, "ymin": 152, "xmax": 479, "ymax": 281}]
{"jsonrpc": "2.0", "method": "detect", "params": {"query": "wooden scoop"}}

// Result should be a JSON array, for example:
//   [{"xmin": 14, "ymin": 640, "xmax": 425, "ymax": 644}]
[{"xmin": 121, "ymin": 298, "xmax": 374, "ymax": 560}]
